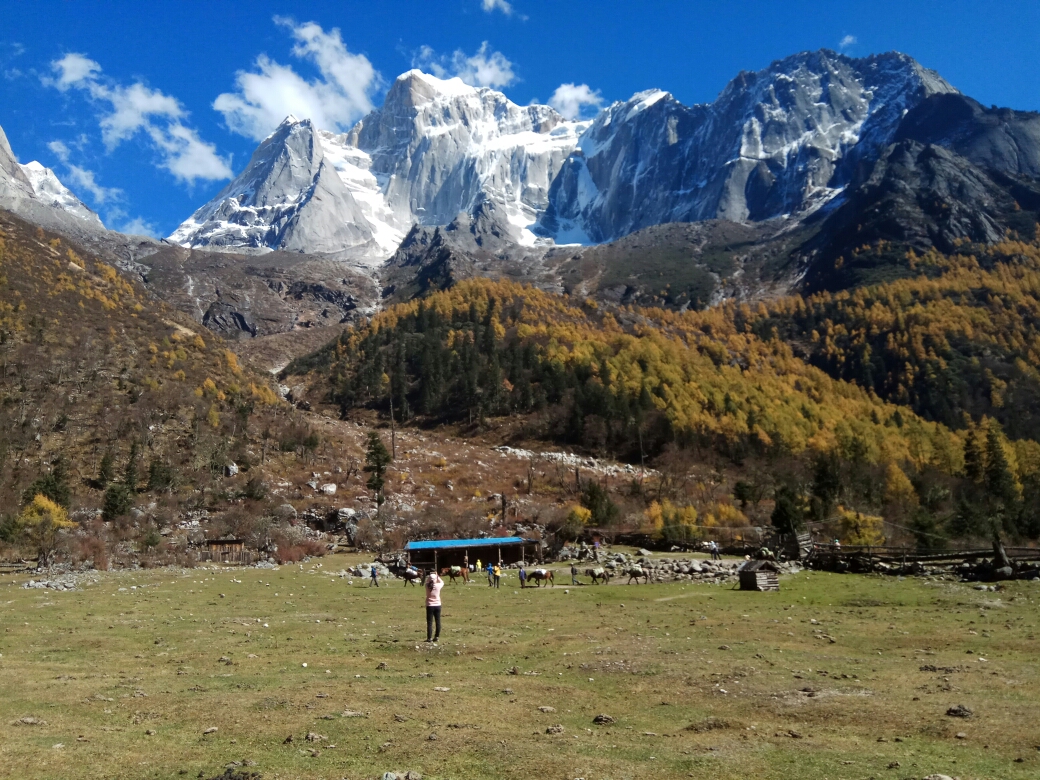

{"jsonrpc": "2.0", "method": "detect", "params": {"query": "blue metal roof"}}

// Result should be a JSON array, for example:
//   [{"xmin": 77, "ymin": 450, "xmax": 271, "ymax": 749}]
[{"xmin": 405, "ymin": 537, "xmax": 530, "ymax": 550}]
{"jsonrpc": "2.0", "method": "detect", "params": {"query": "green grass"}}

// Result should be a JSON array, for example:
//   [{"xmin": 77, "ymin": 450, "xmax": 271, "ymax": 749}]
[{"xmin": 1, "ymin": 559, "xmax": 1038, "ymax": 779}]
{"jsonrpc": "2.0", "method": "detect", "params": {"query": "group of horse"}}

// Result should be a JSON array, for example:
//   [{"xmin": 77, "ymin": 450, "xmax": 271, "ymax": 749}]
[{"xmin": 383, "ymin": 558, "xmax": 653, "ymax": 587}]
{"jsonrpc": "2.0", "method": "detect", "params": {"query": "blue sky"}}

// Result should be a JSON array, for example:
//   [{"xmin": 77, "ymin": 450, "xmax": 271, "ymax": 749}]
[{"xmin": 2, "ymin": 0, "xmax": 1039, "ymax": 237}]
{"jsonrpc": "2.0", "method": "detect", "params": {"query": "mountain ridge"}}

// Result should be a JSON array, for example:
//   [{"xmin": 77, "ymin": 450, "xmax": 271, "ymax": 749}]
[{"xmin": 170, "ymin": 49, "xmax": 958, "ymax": 263}]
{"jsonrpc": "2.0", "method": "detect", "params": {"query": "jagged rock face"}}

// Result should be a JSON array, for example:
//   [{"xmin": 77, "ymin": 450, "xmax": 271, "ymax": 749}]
[
  {"xmin": 169, "ymin": 118, "xmax": 376, "ymax": 259},
  {"xmin": 544, "ymin": 50, "xmax": 957, "ymax": 243},
  {"xmin": 170, "ymin": 51, "xmax": 961, "ymax": 260},
  {"xmin": 349, "ymin": 70, "xmax": 583, "ymax": 242},
  {"xmin": 20, "ymin": 162, "xmax": 104, "ymax": 229},
  {"xmin": 0, "ymin": 125, "xmax": 36, "ymax": 200},
  {"xmin": 801, "ymin": 139, "xmax": 1040, "ymax": 292},
  {"xmin": 171, "ymin": 73, "xmax": 585, "ymax": 260},
  {"xmin": 0, "ymin": 125, "xmax": 104, "ymax": 231},
  {"xmin": 895, "ymin": 93, "xmax": 1040, "ymax": 177}
]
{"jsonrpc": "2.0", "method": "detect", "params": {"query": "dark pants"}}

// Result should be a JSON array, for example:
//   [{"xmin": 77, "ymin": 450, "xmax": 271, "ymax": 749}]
[
  {"xmin": 371, "ymin": 575, "xmax": 378, "ymax": 586},
  {"xmin": 426, "ymin": 605, "xmax": 441, "ymax": 641},
  {"xmin": 494, "ymin": 575, "xmax": 500, "ymax": 588}
]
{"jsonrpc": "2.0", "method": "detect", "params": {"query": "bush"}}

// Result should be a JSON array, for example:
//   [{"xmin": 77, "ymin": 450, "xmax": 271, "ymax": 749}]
[
  {"xmin": 22, "ymin": 458, "xmax": 71, "ymax": 508},
  {"xmin": 242, "ymin": 476, "xmax": 267, "ymax": 501},
  {"xmin": 274, "ymin": 539, "xmax": 325, "ymax": 564}
]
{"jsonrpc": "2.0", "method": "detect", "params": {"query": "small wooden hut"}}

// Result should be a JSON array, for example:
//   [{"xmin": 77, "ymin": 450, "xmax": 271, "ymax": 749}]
[
  {"xmin": 201, "ymin": 538, "xmax": 250, "ymax": 564},
  {"xmin": 738, "ymin": 559, "xmax": 780, "ymax": 591}
]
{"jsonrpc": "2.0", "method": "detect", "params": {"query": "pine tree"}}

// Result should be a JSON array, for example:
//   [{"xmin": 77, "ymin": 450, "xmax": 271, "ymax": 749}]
[
  {"xmin": 364, "ymin": 432, "xmax": 391, "ymax": 507},
  {"xmin": 984, "ymin": 424, "xmax": 1018, "ymax": 507},
  {"xmin": 963, "ymin": 429, "xmax": 985, "ymax": 484},
  {"xmin": 771, "ymin": 484, "xmax": 805, "ymax": 535},
  {"xmin": 22, "ymin": 457, "xmax": 71, "ymax": 508},
  {"xmin": 97, "ymin": 451, "xmax": 114, "ymax": 488},
  {"xmin": 124, "ymin": 441, "xmax": 139, "ymax": 493}
]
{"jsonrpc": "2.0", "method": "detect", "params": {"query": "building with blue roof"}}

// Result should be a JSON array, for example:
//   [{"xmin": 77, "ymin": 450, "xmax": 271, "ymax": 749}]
[{"xmin": 404, "ymin": 536, "xmax": 539, "ymax": 569}]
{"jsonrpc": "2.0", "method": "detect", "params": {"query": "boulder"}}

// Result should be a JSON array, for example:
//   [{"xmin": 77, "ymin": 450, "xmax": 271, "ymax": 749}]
[{"xmin": 224, "ymin": 463, "xmax": 239, "ymax": 477}]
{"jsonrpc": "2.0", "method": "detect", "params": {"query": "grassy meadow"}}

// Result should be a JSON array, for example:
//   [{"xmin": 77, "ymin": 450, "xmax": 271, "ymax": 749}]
[{"xmin": 1, "ymin": 555, "xmax": 1037, "ymax": 780}]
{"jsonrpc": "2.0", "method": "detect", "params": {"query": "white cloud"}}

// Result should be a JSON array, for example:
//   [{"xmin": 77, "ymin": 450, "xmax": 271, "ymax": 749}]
[
  {"xmin": 481, "ymin": 0, "xmax": 514, "ymax": 15},
  {"xmin": 413, "ymin": 42, "xmax": 516, "ymax": 89},
  {"xmin": 548, "ymin": 83, "xmax": 603, "ymax": 120},
  {"xmin": 839, "ymin": 35, "xmax": 857, "ymax": 49},
  {"xmin": 116, "ymin": 216, "xmax": 158, "ymax": 238},
  {"xmin": 47, "ymin": 140, "xmax": 71, "ymax": 163},
  {"xmin": 44, "ymin": 53, "xmax": 231, "ymax": 184},
  {"xmin": 213, "ymin": 17, "xmax": 382, "ymax": 140},
  {"xmin": 49, "ymin": 52, "xmax": 101, "ymax": 90},
  {"xmin": 48, "ymin": 140, "xmax": 122, "ymax": 204},
  {"xmin": 66, "ymin": 164, "xmax": 122, "ymax": 205}
]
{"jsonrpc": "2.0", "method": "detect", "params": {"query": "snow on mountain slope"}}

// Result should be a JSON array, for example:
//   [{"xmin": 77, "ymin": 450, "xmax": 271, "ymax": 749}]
[
  {"xmin": 542, "ymin": 50, "xmax": 958, "ymax": 243},
  {"xmin": 1, "ymin": 124, "xmax": 106, "ymax": 232},
  {"xmin": 20, "ymin": 162, "xmax": 104, "ymax": 228},
  {"xmin": 171, "ymin": 70, "xmax": 587, "ymax": 260},
  {"xmin": 168, "ymin": 117, "xmax": 379, "ymax": 259},
  {"xmin": 170, "ymin": 50, "xmax": 958, "ymax": 261}
]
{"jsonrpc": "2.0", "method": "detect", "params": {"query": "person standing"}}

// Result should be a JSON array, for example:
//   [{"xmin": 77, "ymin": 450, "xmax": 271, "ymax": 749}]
[
  {"xmin": 493, "ymin": 563, "xmax": 501, "ymax": 588},
  {"xmin": 486, "ymin": 561, "xmax": 494, "ymax": 586},
  {"xmin": 476, "ymin": 557, "xmax": 482, "ymax": 574},
  {"xmin": 518, "ymin": 565, "xmax": 527, "ymax": 589},
  {"xmin": 370, "ymin": 564, "xmax": 379, "ymax": 587},
  {"xmin": 570, "ymin": 563, "xmax": 579, "ymax": 585},
  {"xmin": 424, "ymin": 571, "xmax": 443, "ymax": 643}
]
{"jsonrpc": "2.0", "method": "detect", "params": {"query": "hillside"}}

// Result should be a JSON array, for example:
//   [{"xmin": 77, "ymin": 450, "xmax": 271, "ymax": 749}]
[
  {"xmin": 282, "ymin": 275, "xmax": 1040, "ymax": 546},
  {"xmin": 0, "ymin": 212, "xmax": 358, "ymax": 563}
]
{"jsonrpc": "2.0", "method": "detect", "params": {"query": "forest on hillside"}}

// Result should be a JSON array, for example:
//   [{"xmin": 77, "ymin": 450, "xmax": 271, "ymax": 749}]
[
  {"xmin": 287, "ymin": 237, "xmax": 1040, "ymax": 548},
  {"xmin": 0, "ymin": 214, "xmax": 339, "ymax": 567}
]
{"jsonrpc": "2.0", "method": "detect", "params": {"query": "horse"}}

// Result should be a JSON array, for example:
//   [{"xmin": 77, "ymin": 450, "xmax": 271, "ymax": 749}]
[
  {"xmin": 625, "ymin": 565, "xmax": 649, "ymax": 584},
  {"xmin": 527, "ymin": 568, "xmax": 554, "ymax": 587},
  {"xmin": 585, "ymin": 567, "xmax": 611, "ymax": 585},
  {"xmin": 386, "ymin": 561, "xmax": 423, "ymax": 586},
  {"xmin": 441, "ymin": 565, "xmax": 469, "ymax": 584}
]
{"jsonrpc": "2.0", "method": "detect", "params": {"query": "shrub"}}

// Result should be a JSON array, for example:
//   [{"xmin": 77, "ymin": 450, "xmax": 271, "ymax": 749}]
[
  {"xmin": 17, "ymin": 494, "xmax": 75, "ymax": 566},
  {"xmin": 103, "ymin": 483, "xmax": 134, "ymax": 520}
]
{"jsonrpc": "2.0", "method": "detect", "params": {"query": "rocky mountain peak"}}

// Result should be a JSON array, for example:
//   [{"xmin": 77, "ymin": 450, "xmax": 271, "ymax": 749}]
[{"xmin": 170, "ymin": 50, "xmax": 970, "ymax": 267}]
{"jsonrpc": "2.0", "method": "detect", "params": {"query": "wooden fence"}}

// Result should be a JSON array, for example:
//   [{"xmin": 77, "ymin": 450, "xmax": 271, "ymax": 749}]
[{"xmin": 196, "ymin": 550, "xmax": 254, "ymax": 565}]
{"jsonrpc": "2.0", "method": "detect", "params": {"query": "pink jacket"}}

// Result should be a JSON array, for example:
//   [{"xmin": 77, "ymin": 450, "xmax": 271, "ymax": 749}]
[{"xmin": 425, "ymin": 576, "xmax": 443, "ymax": 607}]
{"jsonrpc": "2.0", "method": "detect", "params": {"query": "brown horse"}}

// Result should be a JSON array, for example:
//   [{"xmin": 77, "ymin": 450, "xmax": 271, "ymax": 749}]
[
  {"xmin": 585, "ymin": 567, "xmax": 611, "ymax": 585},
  {"xmin": 527, "ymin": 569, "xmax": 554, "ymax": 587},
  {"xmin": 441, "ymin": 565, "xmax": 469, "ymax": 584},
  {"xmin": 625, "ymin": 565, "xmax": 649, "ymax": 584}
]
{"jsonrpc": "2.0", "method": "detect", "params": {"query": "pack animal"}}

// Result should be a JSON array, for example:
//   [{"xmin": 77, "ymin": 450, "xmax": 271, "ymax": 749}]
[
  {"xmin": 585, "ymin": 567, "xmax": 611, "ymax": 585},
  {"xmin": 441, "ymin": 566, "xmax": 469, "ymax": 584},
  {"xmin": 625, "ymin": 565, "xmax": 650, "ymax": 584},
  {"xmin": 386, "ymin": 561, "xmax": 423, "ymax": 586},
  {"xmin": 527, "ymin": 569, "xmax": 554, "ymax": 587}
]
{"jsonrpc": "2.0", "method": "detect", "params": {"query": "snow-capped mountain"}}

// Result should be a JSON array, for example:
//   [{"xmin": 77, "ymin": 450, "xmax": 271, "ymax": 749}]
[
  {"xmin": 543, "ymin": 50, "xmax": 956, "ymax": 242},
  {"xmin": 20, "ymin": 161, "xmax": 104, "ymax": 228},
  {"xmin": 172, "ymin": 70, "xmax": 587, "ymax": 263},
  {"xmin": 171, "ymin": 50, "xmax": 957, "ymax": 261},
  {"xmin": 0, "ymin": 125, "xmax": 104, "ymax": 231}
]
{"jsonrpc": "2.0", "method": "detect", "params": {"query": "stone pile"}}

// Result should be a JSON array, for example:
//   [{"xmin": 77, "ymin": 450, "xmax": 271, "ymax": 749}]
[
  {"xmin": 22, "ymin": 572, "xmax": 101, "ymax": 591},
  {"xmin": 810, "ymin": 553, "xmax": 1040, "ymax": 582}
]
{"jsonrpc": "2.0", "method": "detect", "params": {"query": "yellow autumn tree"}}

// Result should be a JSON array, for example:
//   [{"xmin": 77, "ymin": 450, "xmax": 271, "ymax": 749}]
[
  {"xmin": 17, "ymin": 494, "xmax": 75, "ymax": 566},
  {"xmin": 883, "ymin": 462, "xmax": 919, "ymax": 524},
  {"xmin": 834, "ymin": 506, "xmax": 885, "ymax": 546}
]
